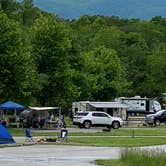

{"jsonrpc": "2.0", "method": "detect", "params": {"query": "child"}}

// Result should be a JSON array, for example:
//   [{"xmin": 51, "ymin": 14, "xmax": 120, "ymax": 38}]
[{"xmin": 25, "ymin": 128, "xmax": 34, "ymax": 142}]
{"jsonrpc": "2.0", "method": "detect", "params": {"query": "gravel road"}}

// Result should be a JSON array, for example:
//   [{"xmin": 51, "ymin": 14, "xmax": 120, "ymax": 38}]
[
  {"xmin": 0, "ymin": 134, "xmax": 165, "ymax": 166},
  {"xmin": 0, "ymin": 141, "xmax": 166, "ymax": 166},
  {"xmin": 0, "ymin": 145, "xmax": 121, "ymax": 166}
]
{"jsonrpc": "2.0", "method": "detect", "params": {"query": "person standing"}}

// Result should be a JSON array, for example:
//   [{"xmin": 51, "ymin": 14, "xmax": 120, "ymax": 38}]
[{"xmin": 25, "ymin": 128, "xmax": 34, "ymax": 142}]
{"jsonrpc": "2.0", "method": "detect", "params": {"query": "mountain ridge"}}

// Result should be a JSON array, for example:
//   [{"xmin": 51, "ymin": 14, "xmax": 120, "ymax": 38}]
[{"xmin": 33, "ymin": 0, "xmax": 166, "ymax": 20}]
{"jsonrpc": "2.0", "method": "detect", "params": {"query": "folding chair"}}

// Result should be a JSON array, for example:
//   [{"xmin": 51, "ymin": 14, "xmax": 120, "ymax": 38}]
[{"xmin": 58, "ymin": 128, "xmax": 68, "ymax": 142}]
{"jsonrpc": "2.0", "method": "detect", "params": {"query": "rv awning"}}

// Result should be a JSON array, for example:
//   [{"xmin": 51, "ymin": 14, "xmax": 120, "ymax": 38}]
[
  {"xmin": 29, "ymin": 107, "xmax": 59, "ymax": 111},
  {"xmin": 89, "ymin": 102, "xmax": 128, "ymax": 108}
]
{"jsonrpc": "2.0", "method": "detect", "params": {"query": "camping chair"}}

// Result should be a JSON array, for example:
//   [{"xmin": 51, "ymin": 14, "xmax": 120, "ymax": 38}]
[
  {"xmin": 8, "ymin": 117, "xmax": 19, "ymax": 128},
  {"xmin": 58, "ymin": 128, "xmax": 68, "ymax": 142}
]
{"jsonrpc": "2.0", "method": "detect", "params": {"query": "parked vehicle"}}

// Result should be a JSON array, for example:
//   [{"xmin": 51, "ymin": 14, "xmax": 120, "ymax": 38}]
[
  {"xmin": 116, "ymin": 96, "xmax": 161, "ymax": 115},
  {"xmin": 73, "ymin": 111, "xmax": 123, "ymax": 129},
  {"xmin": 145, "ymin": 110, "xmax": 166, "ymax": 126}
]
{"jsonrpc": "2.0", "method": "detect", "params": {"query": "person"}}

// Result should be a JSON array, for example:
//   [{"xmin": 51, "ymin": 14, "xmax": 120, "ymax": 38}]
[
  {"xmin": 50, "ymin": 114, "xmax": 55, "ymax": 122},
  {"xmin": 57, "ymin": 114, "xmax": 67, "ymax": 129},
  {"xmin": 38, "ymin": 118, "xmax": 45, "ymax": 128},
  {"xmin": 25, "ymin": 128, "xmax": 34, "ymax": 142},
  {"xmin": 57, "ymin": 116, "xmax": 63, "ymax": 129}
]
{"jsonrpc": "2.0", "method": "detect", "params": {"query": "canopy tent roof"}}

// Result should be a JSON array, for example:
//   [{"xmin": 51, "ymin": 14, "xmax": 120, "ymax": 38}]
[
  {"xmin": 0, "ymin": 101, "xmax": 26, "ymax": 110},
  {"xmin": 29, "ymin": 107, "xmax": 59, "ymax": 111}
]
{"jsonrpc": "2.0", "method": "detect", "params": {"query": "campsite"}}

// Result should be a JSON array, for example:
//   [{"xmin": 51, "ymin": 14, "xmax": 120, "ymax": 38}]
[
  {"xmin": 0, "ymin": 0, "xmax": 166, "ymax": 165},
  {"xmin": 0, "ymin": 100, "xmax": 62, "ymax": 129},
  {"xmin": 0, "ymin": 100, "xmax": 166, "ymax": 166},
  {"xmin": 1, "ymin": 127, "xmax": 166, "ymax": 166}
]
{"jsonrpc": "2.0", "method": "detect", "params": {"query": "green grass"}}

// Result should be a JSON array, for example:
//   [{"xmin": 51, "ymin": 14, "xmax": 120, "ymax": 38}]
[
  {"xmin": 8, "ymin": 127, "xmax": 166, "ymax": 147},
  {"xmin": 68, "ymin": 128, "xmax": 166, "ymax": 136},
  {"xmin": 95, "ymin": 149, "xmax": 166, "ymax": 166},
  {"xmin": 68, "ymin": 137, "xmax": 166, "ymax": 147},
  {"xmin": 8, "ymin": 127, "xmax": 166, "ymax": 137},
  {"xmin": 8, "ymin": 128, "xmax": 59, "ymax": 137},
  {"xmin": 95, "ymin": 159, "xmax": 121, "ymax": 166}
]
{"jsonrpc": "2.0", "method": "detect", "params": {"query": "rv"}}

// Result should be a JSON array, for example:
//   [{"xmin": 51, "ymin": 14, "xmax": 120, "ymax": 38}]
[
  {"xmin": 72, "ymin": 97, "xmax": 161, "ymax": 121},
  {"xmin": 72, "ymin": 101, "xmax": 128, "ymax": 120},
  {"xmin": 115, "ymin": 96, "xmax": 161, "ymax": 116}
]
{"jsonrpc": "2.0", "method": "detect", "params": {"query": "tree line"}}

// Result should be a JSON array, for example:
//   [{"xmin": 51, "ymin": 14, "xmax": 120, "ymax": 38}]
[{"xmin": 0, "ymin": 0, "xmax": 166, "ymax": 111}]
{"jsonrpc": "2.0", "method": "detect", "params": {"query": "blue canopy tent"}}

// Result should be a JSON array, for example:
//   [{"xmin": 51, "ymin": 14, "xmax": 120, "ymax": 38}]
[
  {"xmin": 0, "ymin": 124, "xmax": 15, "ymax": 144},
  {"xmin": 0, "ymin": 101, "xmax": 25, "ymax": 110},
  {"xmin": 0, "ymin": 101, "xmax": 26, "ymax": 128}
]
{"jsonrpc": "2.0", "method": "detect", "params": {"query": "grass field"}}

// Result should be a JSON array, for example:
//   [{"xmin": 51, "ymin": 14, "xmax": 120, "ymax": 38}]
[
  {"xmin": 67, "ymin": 137, "xmax": 166, "ymax": 147},
  {"xmin": 9, "ymin": 127, "xmax": 166, "ymax": 147},
  {"xmin": 95, "ymin": 149, "xmax": 166, "ymax": 166},
  {"xmin": 9, "ymin": 127, "xmax": 166, "ymax": 136}
]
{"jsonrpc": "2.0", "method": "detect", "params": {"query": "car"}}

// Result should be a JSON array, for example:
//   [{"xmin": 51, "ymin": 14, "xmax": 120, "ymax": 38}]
[
  {"xmin": 145, "ymin": 110, "xmax": 166, "ymax": 126},
  {"xmin": 73, "ymin": 111, "xmax": 123, "ymax": 129}
]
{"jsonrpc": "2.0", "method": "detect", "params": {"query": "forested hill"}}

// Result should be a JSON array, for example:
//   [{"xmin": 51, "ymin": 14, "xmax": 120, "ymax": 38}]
[
  {"xmin": 0, "ymin": 0, "xmax": 166, "ymax": 110},
  {"xmin": 32, "ymin": 0, "xmax": 166, "ymax": 20}
]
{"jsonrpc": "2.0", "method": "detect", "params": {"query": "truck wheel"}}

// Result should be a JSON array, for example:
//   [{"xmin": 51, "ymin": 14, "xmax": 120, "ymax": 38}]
[
  {"xmin": 112, "ymin": 121, "xmax": 120, "ymax": 129},
  {"xmin": 155, "ymin": 120, "xmax": 160, "ymax": 126},
  {"xmin": 84, "ymin": 121, "xmax": 91, "ymax": 129}
]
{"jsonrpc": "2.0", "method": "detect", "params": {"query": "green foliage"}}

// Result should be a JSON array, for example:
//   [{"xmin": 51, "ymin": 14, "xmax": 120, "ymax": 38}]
[
  {"xmin": 83, "ymin": 47, "xmax": 130, "ymax": 100},
  {"xmin": 0, "ymin": 0, "xmax": 19, "ymax": 18},
  {"xmin": 18, "ymin": 0, "xmax": 41, "ymax": 26},
  {"xmin": 30, "ymin": 15, "xmax": 79, "ymax": 108},
  {"xmin": 90, "ymin": 26, "xmax": 125, "ymax": 51},
  {"xmin": 0, "ymin": 1, "xmax": 166, "ymax": 112},
  {"xmin": 145, "ymin": 43, "xmax": 166, "ymax": 97},
  {"xmin": 0, "ymin": 11, "xmax": 36, "ymax": 104}
]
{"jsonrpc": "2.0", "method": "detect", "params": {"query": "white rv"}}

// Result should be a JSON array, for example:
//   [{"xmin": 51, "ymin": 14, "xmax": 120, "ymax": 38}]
[
  {"xmin": 115, "ymin": 96, "xmax": 161, "ymax": 115},
  {"xmin": 72, "ymin": 101, "xmax": 128, "ymax": 120}
]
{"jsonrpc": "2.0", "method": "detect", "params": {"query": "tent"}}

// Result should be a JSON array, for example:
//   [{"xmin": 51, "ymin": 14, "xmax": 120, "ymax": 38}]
[
  {"xmin": 0, "ymin": 101, "xmax": 26, "ymax": 127},
  {"xmin": 0, "ymin": 124, "xmax": 15, "ymax": 144},
  {"xmin": 0, "ymin": 101, "xmax": 25, "ymax": 110}
]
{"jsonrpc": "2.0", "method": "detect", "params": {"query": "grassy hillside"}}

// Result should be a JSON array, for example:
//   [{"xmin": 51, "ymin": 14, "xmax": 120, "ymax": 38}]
[{"xmin": 33, "ymin": 0, "xmax": 166, "ymax": 20}]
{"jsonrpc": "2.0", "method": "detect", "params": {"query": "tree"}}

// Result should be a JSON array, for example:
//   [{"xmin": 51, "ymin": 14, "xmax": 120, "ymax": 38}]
[
  {"xmin": 117, "ymin": 32, "xmax": 149, "ymax": 96},
  {"xmin": 144, "ymin": 43, "xmax": 166, "ymax": 97},
  {"xmin": 90, "ymin": 26, "xmax": 125, "ymax": 53},
  {"xmin": 30, "ymin": 14, "xmax": 78, "ymax": 108},
  {"xmin": 18, "ymin": 0, "xmax": 42, "ymax": 26},
  {"xmin": 0, "ymin": 0, "xmax": 19, "ymax": 18},
  {"xmin": 70, "ymin": 15, "xmax": 106, "ymax": 51},
  {"xmin": 0, "ymin": 11, "xmax": 36, "ymax": 104},
  {"xmin": 83, "ymin": 47, "xmax": 130, "ymax": 100},
  {"xmin": 128, "ymin": 21, "xmax": 163, "ymax": 50}
]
